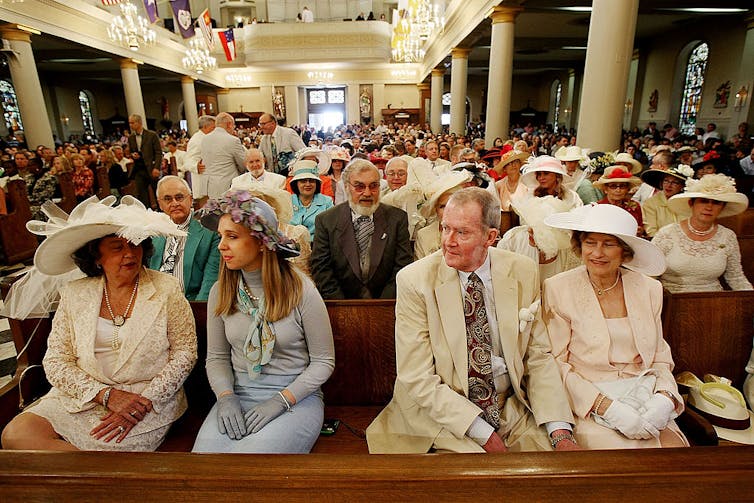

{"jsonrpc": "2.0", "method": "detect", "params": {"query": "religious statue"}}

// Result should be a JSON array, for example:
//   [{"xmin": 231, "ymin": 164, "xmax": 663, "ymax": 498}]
[
  {"xmin": 714, "ymin": 81, "xmax": 731, "ymax": 108},
  {"xmin": 648, "ymin": 89, "xmax": 658, "ymax": 112},
  {"xmin": 273, "ymin": 88, "xmax": 285, "ymax": 118},
  {"xmin": 360, "ymin": 89, "xmax": 371, "ymax": 117}
]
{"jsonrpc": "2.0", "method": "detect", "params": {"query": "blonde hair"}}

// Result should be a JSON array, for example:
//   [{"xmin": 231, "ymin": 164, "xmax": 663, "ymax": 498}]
[{"xmin": 214, "ymin": 246, "xmax": 303, "ymax": 322}]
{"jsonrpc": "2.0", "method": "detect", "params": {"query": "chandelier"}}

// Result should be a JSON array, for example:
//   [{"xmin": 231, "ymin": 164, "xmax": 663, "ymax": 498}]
[
  {"xmin": 107, "ymin": 2, "xmax": 156, "ymax": 52},
  {"xmin": 183, "ymin": 36, "xmax": 217, "ymax": 74},
  {"xmin": 391, "ymin": 1, "xmax": 444, "ymax": 63}
]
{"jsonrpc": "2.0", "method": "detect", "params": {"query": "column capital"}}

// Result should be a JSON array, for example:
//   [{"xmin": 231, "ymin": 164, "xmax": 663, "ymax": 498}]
[
  {"xmin": 120, "ymin": 59, "xmax": 139, "ymax": 70},
  {"xmin": 746, "ymin": 13, "xmax": 754, "ymax": 30},
  {"xmin": 489, "ymin": 5, "xmax": 523, "ymax": 24},
  {"xmin": 181, "ymin": 76, "xmax": 195, "ymax": 84},
  {"xmin": 0, "ymin": 26, "xmax": 31, "ymax": 43},
  {"xmin": 451, "ymin": 47, "xmax": 472, "ymax": 59},
  {"xmin": 417, "ymin": 82, "xmax": 430, "ymax": 91},
  {"xmin": 217, "ymin": 88, "xmax": 230, "ymax": 95},
  {"xmin": 431, "ymin": 68, "xmax": 446, "ymax": 77}
]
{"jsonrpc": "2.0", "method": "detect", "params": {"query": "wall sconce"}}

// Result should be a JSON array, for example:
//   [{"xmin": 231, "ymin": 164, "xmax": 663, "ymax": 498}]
[
  {"xmin": 60, "ymin": 115, "xmax": 69, "ymax": 125},
  {"xmin": 734, "ymin": 86, "xmax": 748, "ymax": 111}
]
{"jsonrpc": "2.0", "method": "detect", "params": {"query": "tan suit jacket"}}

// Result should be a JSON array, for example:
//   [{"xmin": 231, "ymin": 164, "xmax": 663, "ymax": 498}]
[{"xmin": 366, "ymin": 248, "xmax": 573, "ymax": 453}]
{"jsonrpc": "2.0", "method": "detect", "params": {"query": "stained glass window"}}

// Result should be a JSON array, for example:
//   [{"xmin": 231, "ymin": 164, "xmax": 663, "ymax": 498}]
[
  {"xmin": 79, "ymin": 91, "xmax": 95, "ymax": 136},
  {"xmin": 679, "ymin": 42, "xmax": 708, "ymax": 135},
  {"xmin": 553, "ymin": 80, "xmax": 562, "ymax": 131},
  {"xmin": 327, "ymin": 90, "xmax": 344, "ymax": 103},
  {"xmin": 309, "ymin": 90, "xmax": 326, "ymax": 104},
  {"xmin": 0, "ymin": 80, "xmax": 22, "ymax": 132},
  {"xmin": 442, "ymin": 92, "xmax": 451, "ymax": 106}
]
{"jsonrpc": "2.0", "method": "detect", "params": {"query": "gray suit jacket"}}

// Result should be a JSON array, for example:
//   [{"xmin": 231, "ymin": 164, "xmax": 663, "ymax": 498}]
[{"xmin": 200, "ymin": 128, "xmax": 247, "ymax": 198}]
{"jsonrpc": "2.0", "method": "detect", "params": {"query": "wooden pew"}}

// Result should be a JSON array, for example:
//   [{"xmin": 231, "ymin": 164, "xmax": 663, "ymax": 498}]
[
  {"xmin": 719, "ymin": 208, "xmax": 754, "ymax": 282},
  {"xmin": 56, "ymin": 171, "xmax": 77, "ymax": 213},
  {"xmin": 95, "ymin": 166, "xmax": 111, "ymax": 200},
  {"xmin": 0, "ymin": 179, "xmax": 37, "ymax": 264}
]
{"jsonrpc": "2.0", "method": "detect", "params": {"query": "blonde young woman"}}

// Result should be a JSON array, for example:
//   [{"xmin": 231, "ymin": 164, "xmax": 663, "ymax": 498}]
[{"xmin": 192, "ymin": 190, "xmax": 334, "ymax": 453}]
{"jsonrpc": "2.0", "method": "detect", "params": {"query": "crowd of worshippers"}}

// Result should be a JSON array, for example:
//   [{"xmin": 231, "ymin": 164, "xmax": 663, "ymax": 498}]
[{"xmin": 1, "ymin": 112, "xmax": 753, "ymax": 454}]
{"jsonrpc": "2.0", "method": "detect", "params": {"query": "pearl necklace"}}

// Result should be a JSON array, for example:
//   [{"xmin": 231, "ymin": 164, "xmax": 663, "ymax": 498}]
[
  {"xmin": 104, "ymin": 275, "xmax": 139, "ymax": 350},
  {"xmin": 589, "ymin": 271, "xmax": 621, "ymax": 296},
  {"xmin": 687, "ymin": 218, "xmax": 716, "ymax": 236}
]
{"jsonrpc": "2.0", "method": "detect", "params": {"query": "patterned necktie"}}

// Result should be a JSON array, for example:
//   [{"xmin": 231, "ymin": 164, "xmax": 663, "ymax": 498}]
[
  {"xmin": 270, "ymin": 136, "xmax": 278, "ymax": 172},
  {"xmin": 160, "ymin": 237, "xmax": 179, "ymax": 275},
  {"xmin": 354, "ymin": 215, "xmax": 374, "ymax": 258},
  {"xmin": 464, "ymin": 273, "xmax": 500, "ymax": 429}
]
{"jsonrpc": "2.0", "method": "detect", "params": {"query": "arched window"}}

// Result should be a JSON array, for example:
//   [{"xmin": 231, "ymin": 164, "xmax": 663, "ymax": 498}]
[
  {"xmin": 79, "ymin": 91, "xmax": 95, "ymax": 136},
  {"xmin": 551, "ymin": 80, "xmax": 562, "ymax": 132},
  {"xmin": 678, "ymin": 42, "xmax": 708, "ymax": 135},
  {"xmin": 0, "ymin": 80, "xmax": 23, "ymax": 132}
]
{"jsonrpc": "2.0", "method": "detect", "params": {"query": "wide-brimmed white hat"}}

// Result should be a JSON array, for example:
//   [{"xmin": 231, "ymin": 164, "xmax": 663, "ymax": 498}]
[
  {"xmin": 294, "ymin": 146, "xmax": 331, "ymax": 174},
  {"xmin": 230, "ymin": 177, "xmax": 294, "ymax": 223},
  {"xmin": 687, "ymin": 382, "xmax": 754, "ymax": 444},
  {"xmin": 421, "ymin": 170, "xmax": 474, "ymax": 219},
  {"xmin": 668, "ymin": 174, "xmax": 749, "ymax": 218},
  {"xmin": 593, "ymin": 166, "xmax": 642, "ymax": 190},
  {"xmin": 554, "ymin": 145, "xmax": 584, "ymax": 163},
  {"xmin": 520, "ymin": 155, "xmax": 569, "ymax": 188},
  {"xmin": 544, "ymin": 203, "xmax": 666, "ymax": 276},
  {"xmin": 613, "ymin": 152, "xmax": 643, "ymax": 174},
  {"xmin": 27, "ymin": 195, "xmax": 185, "ymax": 276}
]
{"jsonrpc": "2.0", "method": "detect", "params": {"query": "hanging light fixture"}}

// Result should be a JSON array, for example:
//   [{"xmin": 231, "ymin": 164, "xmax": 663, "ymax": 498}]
[
  {"xmin": 107, "ymin": 2, "xmax": 156, "ymax": 52},
  {"xmin": 182, "ymin": 36, "xmax": 217, "ymax": 74},
  {"xmin": 408, "ymin": 0, "xmax": 444, "ymax": 40},
  {"xmin": 390, "ymin": 1, "xmax": 444, "ymax": 63}
]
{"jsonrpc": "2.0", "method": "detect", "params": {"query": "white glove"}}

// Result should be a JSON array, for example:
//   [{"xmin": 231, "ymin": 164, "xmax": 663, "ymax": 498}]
[
  {"xmin": 602, "ymin": 400, "xmax": 659, "ymax": 440},
  {"xmin": 641, "ymin": 393, "xmax": 676, "ymax": 431}
]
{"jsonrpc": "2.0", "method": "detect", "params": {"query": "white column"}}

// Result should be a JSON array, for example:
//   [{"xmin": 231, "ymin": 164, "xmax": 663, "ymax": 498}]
[
  {"xmin": 284, "ymin": 85, "xmax": 301, "ymax": 126},
  {"xmin": 484, "ymin": 6, "xmax": 522, "ymax": 144},
  {"xmin": 181, "ymin": 76, "xmax": 199, "ymax": 135},
  {"xmin": 450, "ymin": 47, "xmax": 471, "ymax": 136},
  {"xmin": 347, "ymin": 83, "xmax": 360, "ymax": 125},
  {"xmin": 373, "ymin": 83, "xmax": 385, "ymax": 123},
  {"xmin": 576, "ymin": 0, "xmax": 639, "ymax": 152},
  {"xmin": 120, "ymin": 59, "xmax": 146, "ymax": 120},
  {"xmin": 730, "ymin": 14, "xmax": 754, "ymax": 137},
  {"xmin": 216, "ymin": 88, "xmax": 231, "ymax": 112},
  {"xmin": 430, "ymin": 68, "xmax": 445, "ymax": 134},
  {"xmin": 0, "ymin": 26, "xmax": 54, "ymax": 148}
]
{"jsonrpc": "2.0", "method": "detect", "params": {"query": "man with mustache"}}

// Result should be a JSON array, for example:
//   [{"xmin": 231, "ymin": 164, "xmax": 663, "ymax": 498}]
[{"xmin": 310, "ymin": 159, "xmax": 412, "ymax": 299}]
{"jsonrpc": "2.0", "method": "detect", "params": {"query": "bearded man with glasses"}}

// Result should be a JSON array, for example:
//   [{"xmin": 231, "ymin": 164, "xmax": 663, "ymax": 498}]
[
  {"xmin": 311, "ymin": 159, "xmax": 412, "ymax": 299},
  {"xmin": 149, "ymin": 175, "xmax": 220, "ymax": 301}
]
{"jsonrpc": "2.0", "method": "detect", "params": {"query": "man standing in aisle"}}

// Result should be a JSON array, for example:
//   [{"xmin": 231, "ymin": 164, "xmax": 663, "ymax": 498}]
[{"xmin": 258, "ymin": 113, "xmax": 306, "ymax": 177}]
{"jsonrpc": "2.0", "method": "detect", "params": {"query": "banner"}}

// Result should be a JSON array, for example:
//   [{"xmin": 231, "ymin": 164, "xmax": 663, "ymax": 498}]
[
  {"xmin": 143, "ymin": 0, "xmax": 159, "ymax": 24},
  {"xmin": 219, "ymin": 28, "xmax": 235, "ymax": 62},
  {"xmin": 198, "ymin": 8, "xmax": 215, "ymax": 50},
  {"xmin": 170, "ymin": 0, "xmax": 195, "ymax": 39}
]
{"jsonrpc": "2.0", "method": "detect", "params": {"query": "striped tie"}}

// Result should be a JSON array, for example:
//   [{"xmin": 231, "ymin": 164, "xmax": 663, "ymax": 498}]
[{"xmin": 354, "ymin": 215, "xmax": 374, "ymax": 258}]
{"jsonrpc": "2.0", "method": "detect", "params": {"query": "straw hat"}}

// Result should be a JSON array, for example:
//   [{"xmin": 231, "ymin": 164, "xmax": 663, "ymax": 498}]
[
  {"xmin": 613, "ymin": 152, "xmax": 642, "ymax": 174},
  {"xmin": 229, "ymin": 177, "xmax": 294, "ymax": 223},
  {"xmin": 554, "ymin": 145, "xmax": 584, "ymax": 163},
  {"xmin": 493, "ymin": 149, "xmax": 530, "ymax": 176},
  {"xmin": 667, "ymin": 173, "xmax": 749, "ymax": 218},
  {"xmin": 640, "ymin": 164, "xmax": 695, "ymax": 191},
  {"xmin": 687, "ymin": 382, "xmax": 754, "ymax": 444},
  {"xmin": 421, "ymin": 170, "xmax": 474, "ymax": 219},
  {"xmin": 27, "ymin": 195, "xmax": 185, "ymax": 276},
  {"xmin": 593, "ymin": 166, "xmax": 642, "ymax": 190},
  {"xmin": 544, "ymin": 203, "xmax": 666, "ymax": 276},
  {"xmin": 520, "ymin": 156, "xmax": 568, "ymax": 188}
]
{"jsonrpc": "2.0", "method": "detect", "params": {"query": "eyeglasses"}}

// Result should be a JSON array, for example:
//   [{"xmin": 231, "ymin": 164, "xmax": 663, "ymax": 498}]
[
  {"xmin": 385, "ymin": 171, "xmax": 407, "ymax": 178},
  {"xmin": 160, "ymin": 193, "xmax": 188, "ymax": 203},
  {"xmin": 258, "ymin": 120, "xmax": 274, "ymax": 126},
  {"xmin": 350, "ymin": 182, "xmax": 381, "ymax": 193},
  {"xmin": 662, "ymin": 179, "xmax": 683, "ymax": 187},
  {"xmin": 605, "ymin": 183, "xmax": 629, "ymax": 190}
]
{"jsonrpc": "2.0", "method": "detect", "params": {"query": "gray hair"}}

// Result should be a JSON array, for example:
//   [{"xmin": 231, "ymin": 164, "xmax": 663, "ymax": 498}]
[
  {"xmin": 128, "ymin": 114, "xmax": 143, "ymax": 124},
  {"xmin": 385, "ymin": 157, "xmax": 408, "ymax": 171},
  {"xmin": 343, "ymin": 158, "xmax": 379, "ymax": 187},
  {"xmin": 245, "ymin": 147, "xmax": 265, "ymax": 164},
  {"xmin": 198, "ymin": 115, "xmax": 216, "ymax": 129},
  {"xmin": 156, "ymin": 175, "xmax": 192, "ymax": 197},
  {"xmin": 216, "ymin": 112, "xmax": 234, "ymax": 129},
  {"xmin": 448, "ymin": 187, "xmax": 501, "ymax": 230}
]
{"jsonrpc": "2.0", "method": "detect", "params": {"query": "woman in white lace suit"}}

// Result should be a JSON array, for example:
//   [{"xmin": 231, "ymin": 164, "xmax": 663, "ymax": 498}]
[
  {"xmin": 652, "ymin": 174, "xmax": 752, "ymax": 293},
  {"xmin": 1, "ymin": 196, "xmax": 196, "ymax": 451}
]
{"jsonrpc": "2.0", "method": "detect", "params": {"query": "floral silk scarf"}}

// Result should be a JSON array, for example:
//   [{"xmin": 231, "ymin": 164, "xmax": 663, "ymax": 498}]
[{"xmin": 237, "ymin": 277, "xmax": 275, "ymax": 379}]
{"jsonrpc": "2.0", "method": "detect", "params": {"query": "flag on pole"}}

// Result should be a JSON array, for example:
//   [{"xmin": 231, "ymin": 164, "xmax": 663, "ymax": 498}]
[
  {"xmin": 170, "ymin": 0, "xmax": 195, "ymax": 39},
  {"xmin": 219, "ymin": 28, "xmax": 236, "ymax": 61},
  {"xmin": 101, "ymin": 0, "xmax": 124, "ymax": 5},
  {"xmin": 143, "ymin": 0, "xmax": 159, "ymax": 24},
  {"xmin": 198, "ymin": 9, "xmax": 215, "ymax": 50}
]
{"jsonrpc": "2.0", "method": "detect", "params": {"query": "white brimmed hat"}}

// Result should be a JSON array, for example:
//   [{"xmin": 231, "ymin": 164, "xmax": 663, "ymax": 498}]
[
  {"xmin": 554, "ymin": 145, "xmax": 584, "ymax": 163},
  {"xmin": 667, "ymin": 174, "xmax": 749, "ymax": 219},
  {"xmin": 613, "ymin": 152, "xmax": 643, "ymax": 174},
  {"xmin": 230, "ymin": 177, "xmax": 294, "ymax": 223},
  {"xmin": 421, "ymin": 170, "xmax": 474, "ymax": 219},
  {"xmin": 687, "ymin": 382, "xmax": 754, "ymax": 444},
  {"xmin": 520, "ymin": 155, "xmax": 569, "ymax": 188},
  {"xmin": 294, "ymin": 146, "xmax": 331, "ymax": 174},
  {"xmin": 593, "ymin": 166, "xmax": 642, "ymax": 190},
  {"xmin": 27, "ymin": 195, "xmax": 185, "ymax": 276},
  {"xmin": 544, "ymin": 203, "xmax": 666, "ymax": 276}
]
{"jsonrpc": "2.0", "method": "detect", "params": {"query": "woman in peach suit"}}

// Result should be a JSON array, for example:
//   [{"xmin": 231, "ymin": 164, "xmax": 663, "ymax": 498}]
[{"xmin": 542, "ymin": 204, "xmax": 688, "ymax": 449}]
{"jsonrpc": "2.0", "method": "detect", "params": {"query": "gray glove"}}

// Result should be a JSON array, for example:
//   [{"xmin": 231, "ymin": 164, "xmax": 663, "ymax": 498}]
[
  {"xmin": 216, "ymin": 394, "xmax": 246, "ymax": 440},
  {"xmin": 641, "ymin": 393, "xmax": 676, "ymax": 431},
  {"xmin": 244, "ymin": 395, "xmax": 288, "ymax": 433},
  {"xmin": 602, "ymin": 399, "xmax": 659, "ymax": 440}
]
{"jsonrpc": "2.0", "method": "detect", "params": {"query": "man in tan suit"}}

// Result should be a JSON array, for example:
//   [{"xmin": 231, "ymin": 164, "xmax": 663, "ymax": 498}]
[{"xmin": 367, "ymin": 187, "xmax": 577, "ymax": 453}]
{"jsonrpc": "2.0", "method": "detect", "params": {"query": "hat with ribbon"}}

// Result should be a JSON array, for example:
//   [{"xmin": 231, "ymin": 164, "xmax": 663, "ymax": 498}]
[
  {"xmin": 667, "ymin": 174, "xmax": 749, "ymax": 219},
  {"xmin": 294, "ymin": 146, "xmax": 331, "ymax": 174},
  {"xmin": 28, "ymin": 195, "xmax": 185, "ymax": 276},
  {"xmin": 520, "ymin": 155, "xmax": 569, "ymax": 188},
  {"xmin": 640, "ymin": 163, "xmax": 695, "ymax": 191},
  {"xmin": 199, "ymin": 189, "xmax": 300, "ymax": 258},
  {"xmin": 593, "ymin": 165, "xmax": 642, "ymax": 190}
]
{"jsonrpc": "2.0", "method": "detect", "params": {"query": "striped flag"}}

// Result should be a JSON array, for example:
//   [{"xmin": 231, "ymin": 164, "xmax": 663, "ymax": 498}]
[
  {"xmin": 198, "ymin": 8, "xmax": 214, "ymax": 50},
  {"xmin": 219, "ymin": 28, "xmax": 235, "ymax": 61},
  {"xmin": 101, "ymin": 0, "xmax": 124, "ymax": 5}
]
